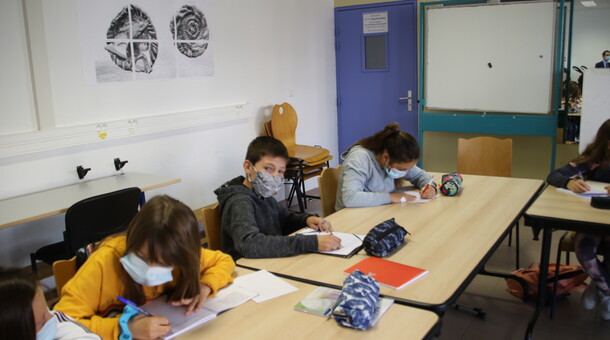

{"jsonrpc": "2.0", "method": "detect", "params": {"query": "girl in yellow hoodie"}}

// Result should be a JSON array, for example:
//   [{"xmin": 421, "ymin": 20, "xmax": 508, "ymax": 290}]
[{"xmin": 54, "ymin": 195, "xmax": 235, "ymax": 340}]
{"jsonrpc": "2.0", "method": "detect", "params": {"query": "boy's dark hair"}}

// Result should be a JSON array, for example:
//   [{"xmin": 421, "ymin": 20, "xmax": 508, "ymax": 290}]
[{"xmin": 245, "ymin": 136, "xmax": 289, "ymax": 164}]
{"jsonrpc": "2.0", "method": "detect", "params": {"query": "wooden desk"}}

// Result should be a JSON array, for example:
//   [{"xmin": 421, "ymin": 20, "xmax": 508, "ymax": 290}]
[
  {"xmin": 0, "ymin": 172, "xmax": 181, "ymax": 229},
  {"xmin": 238, "ymin": 174, "xmax": 543, "ymax": 313},
  {"xmin": 179, "ymin": 267, "xmax": 441, "ymax": 340},
  {"xmin": 525, "ymin": 185, "xmax": 610, "ymax": 339}
]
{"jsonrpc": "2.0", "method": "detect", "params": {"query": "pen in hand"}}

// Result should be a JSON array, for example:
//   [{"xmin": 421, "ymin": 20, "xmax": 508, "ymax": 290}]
[
  {"xmin": 322, "ymin": 220, "xmax": 333, "ymax": 235},
  {"xmin": 117, "ymin": 296, "xmax": 153, "ymax": 317}
]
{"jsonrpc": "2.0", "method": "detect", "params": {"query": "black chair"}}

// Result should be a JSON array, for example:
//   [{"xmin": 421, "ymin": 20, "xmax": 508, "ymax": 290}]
[{"xmin": 30, "ymin": 187, "xmax": 142, "ymax": 277}]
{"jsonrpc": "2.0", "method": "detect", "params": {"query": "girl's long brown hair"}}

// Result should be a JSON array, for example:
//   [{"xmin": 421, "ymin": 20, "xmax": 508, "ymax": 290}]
[
  {"xmin": 0, "ymin": 267, "xmax": 38, "ymax": 340},
  {"xmin": 118, "ymin": 195, "xmax": 202, "ymax": 304},
  {"xmin": 351, "ymin": 122, "xmax": 420, "ymax": 163},
  {"xmin": 574, "ymin": 118, "xmax": 610, "ymax": 169}
]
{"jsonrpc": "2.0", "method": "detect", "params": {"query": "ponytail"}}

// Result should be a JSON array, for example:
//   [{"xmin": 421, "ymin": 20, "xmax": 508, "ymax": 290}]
[{"xmin": 352, "ymin": 123, "xmax": 420, "ymax": 163}]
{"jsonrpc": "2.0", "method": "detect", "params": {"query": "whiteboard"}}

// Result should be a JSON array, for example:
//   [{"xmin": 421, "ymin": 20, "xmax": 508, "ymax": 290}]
[
  {"xmin": 579, "ymin": 69, "xmax": 610, "ymax": 153},
  {"xmin": 425, "ymin": 2, "xmax": 556, "ymax": 114}
]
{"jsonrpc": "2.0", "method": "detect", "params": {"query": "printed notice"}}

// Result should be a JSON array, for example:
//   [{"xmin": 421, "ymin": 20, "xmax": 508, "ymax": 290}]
[{"xmin": 363, "ymin": 11, "xmax": 388, "ymax": 34}]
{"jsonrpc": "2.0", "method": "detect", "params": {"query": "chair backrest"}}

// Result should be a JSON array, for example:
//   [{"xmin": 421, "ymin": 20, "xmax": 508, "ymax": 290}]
[
  {"xmin": 53, "ymin": 256, "xmax": 76, "ymax": 297},
  {"xmin": 202, "ymin": 203, "xmax": 222, "ymax": 251},
  {"xmin": 318, "ymin": 165, "xmax": 342, "ymax": 217},
  {"xmin": 271, "ymin": 103, "xmax": 298, "ymax": 149},
  {"xmin": 457, "ymin": 137, "xmax": 512, "ymax": 177},
  {"xmin": 64, "ymin": 187, "xmax": 141, "ymax": 256}
]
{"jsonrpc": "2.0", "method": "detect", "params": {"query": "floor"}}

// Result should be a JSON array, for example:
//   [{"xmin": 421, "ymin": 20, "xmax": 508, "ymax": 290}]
[{"xmin": 287, "ymin": 189, "xmax": 610, "ymax": 340}]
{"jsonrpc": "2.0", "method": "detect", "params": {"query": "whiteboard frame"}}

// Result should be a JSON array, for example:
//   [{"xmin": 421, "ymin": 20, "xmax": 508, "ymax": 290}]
[
  {"xmin": 424, "ymin": 1, "xmax": 557, "ymax": 114},
  {"xmin": 418, "ymin": 0, "xmax": 568, "ymax": 172}
]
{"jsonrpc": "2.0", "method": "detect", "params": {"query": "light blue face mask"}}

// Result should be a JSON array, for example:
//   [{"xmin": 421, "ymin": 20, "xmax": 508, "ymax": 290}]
[
  {"xmin": 605, "ymin": 56, "xmax": 610, "ymax": 62},
  {"xmin": 120, "ymin": 252, "xmax": 174, "ymax": 286},
  {"xmin": 385, "ymin": 163, "xmax": 408, "ymax": 179},
  {"xmin": 36, "ymin": 312, "xmax": 57, "ymax": 340}
]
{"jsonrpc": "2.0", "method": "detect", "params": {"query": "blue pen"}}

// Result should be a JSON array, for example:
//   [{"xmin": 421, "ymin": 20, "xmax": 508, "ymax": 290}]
[{"xmin": 117, "ymin": 296, "xmax": 153, "ymax": 317}]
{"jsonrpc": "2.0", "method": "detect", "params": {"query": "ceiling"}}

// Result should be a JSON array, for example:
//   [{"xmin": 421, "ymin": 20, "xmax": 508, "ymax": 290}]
[{"xmin": 574, "ymin": 0, "xmax": 610, "ymax": 9}]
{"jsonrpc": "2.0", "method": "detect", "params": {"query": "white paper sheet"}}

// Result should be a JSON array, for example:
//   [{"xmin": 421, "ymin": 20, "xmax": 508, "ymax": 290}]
[
  {"xmin": 556, "ymin": 180, "xmax": 609, "ymax": 198},
  {"xmin": 298, "ymin": 229, "xmax": 365, "ymax": 257},
  {"xmin": 233, "ymin": 269, "xmax": 298, "ymax": 303}
]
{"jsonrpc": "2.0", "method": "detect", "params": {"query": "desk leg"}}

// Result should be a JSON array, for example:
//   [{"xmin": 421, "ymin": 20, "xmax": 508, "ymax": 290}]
[{"xmin": 525, "ymin": 226, "xmax": 552, "ymax": 340}]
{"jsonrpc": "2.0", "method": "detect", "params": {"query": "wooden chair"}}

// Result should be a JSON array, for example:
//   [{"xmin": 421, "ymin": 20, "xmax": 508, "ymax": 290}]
[
  {"xmin": 53, "ymin": 257, "xmax": 77, "ymax": 298},
  {"xmin": 202, "ymin": 203, "xmax": 222, "ymax": 251},
  {"xmin": 271, "ymin": 103, "xmax": 333, "ymax": 212},
  {"xmin": 317, "ymin": 165, "xmax": 342, "ymax": 217},
  {"xmin": 271, "ymin": 103, "xmax": 330, "ymax": 163},
  {"xmin": 457, "ymin": 136, "xmax": 519, "ymax": 265},
  {"xmin": 457, "ymin": 137, "xmax": 512, "ymax": 177}
]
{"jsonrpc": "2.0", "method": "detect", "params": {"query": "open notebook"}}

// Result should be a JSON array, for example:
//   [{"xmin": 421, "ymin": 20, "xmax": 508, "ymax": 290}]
[
  {"xmin": 141, "ymin": 284, "xmax": 257, "ymax": 339},
  {"xmin": 298, "ymin": 228, "xmax": 365, "ymax": 258}
]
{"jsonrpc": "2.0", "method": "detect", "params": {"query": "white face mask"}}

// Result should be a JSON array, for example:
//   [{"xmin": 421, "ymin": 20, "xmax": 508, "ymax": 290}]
[
  {"xmin": 385, "ymin": 162, "xmax": 408, "ymax": 179},
  {"xmin": 36, "ymin": 312, "xmax": 57, "ymax": 340},
  {"xmin": 120, "ymin": 252, "xmax": 174, "ymax": 286},
  {"xmin": 248, "ymin": 165, "xmax": 284, "ymax": 197}
]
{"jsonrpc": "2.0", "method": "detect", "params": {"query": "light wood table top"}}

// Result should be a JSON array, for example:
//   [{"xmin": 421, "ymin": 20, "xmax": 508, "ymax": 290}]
[
  {"xmin": 0, "ymin": 172, "xmax": 180, "ymax": 229},
  {"xmin": 526, "ymin": 184, "xmax": 610, "ymax": 227},
  {"xmin": 238, "ymin": 174, "xmax": 543, "ymax": 308},
  {"xmin": 179, "ymin": 267, "xmax": 440, "ymax": 340}
]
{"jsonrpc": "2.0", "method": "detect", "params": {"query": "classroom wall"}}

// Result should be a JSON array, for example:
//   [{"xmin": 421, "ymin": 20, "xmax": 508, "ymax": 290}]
[
  {"xmin": 0, "ymin": 0, "xmax": 338, "ymax": 268},
  {"xmin": 570, "ymin": 8, "xmax": 610, "ymax": 80}
]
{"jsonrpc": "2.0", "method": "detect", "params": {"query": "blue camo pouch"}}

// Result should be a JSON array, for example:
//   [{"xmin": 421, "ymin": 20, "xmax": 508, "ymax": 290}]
[
  {"xmin": 363, "ymin": 218, "xmax": 409, "ymax": 257},
  {"xmin": 332, "ymin": 270, "xmax": 380, "ymax": 330}
]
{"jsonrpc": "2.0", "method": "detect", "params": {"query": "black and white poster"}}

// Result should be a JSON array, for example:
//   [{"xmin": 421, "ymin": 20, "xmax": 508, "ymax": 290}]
[{"xmin": 78, "ymin": 0, "xmax": 213, "ymax": 84}]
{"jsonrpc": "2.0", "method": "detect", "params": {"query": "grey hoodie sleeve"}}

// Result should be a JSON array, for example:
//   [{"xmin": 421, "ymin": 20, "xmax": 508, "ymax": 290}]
[
  {"xmin": 275, "ymin": 201, "xmax": 314, "ymax": 235},
  {"xmin": 404, "ymin": 166, "xmax": 437, "ymax": 191},
  {"xmin": 222, "ymin": 197, "xmax": 318, "ymax": 258},
  {"xmin": 341, "ymin": 151, "xmax": 392, "ymax": 208}
]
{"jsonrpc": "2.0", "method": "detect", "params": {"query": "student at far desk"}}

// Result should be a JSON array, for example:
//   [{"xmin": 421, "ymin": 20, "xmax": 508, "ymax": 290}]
[
  {"xmin": 546, "ymin": 118, "xmax": 610, "ymax": 320},
  {"xmin": 336, "ymin": 122, "xmax": 437, "ymax": 210},
  {"xmin": 215, "ymin": 136, "xmax": 341, "ymax": 260},
  {"xmin": 54, "ymin": 195, "xmax": 235, "ymax": 340}
]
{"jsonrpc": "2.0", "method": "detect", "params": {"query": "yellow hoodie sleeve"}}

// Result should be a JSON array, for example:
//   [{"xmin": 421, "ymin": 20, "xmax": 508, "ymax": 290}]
[
  {"xmin": 54, "ymin": 243, "xmax": 124, "ymax": 340},
  {"xmin": 199, "ymin": 249, "xmax": 235, "ymax": 295}
]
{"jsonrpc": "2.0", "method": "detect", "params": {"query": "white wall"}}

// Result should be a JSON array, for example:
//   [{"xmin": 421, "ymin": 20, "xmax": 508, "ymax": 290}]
[
  {"xmin": 0, "ymin": 0, "xmax": 338, "ymax": 268},
  {"xmin": 570, "ymin": 8, "xmax": 610, "ymax": 79}
]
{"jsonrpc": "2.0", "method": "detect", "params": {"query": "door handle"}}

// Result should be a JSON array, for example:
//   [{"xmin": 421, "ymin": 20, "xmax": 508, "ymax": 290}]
[{"xmin": 398, "ymin": 90, "xmax": 413, "ymax": 111}]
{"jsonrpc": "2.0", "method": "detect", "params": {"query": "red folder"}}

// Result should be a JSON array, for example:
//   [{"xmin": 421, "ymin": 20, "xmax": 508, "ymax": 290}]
[{"xmin": 344, "ymin": 257, "xmax": 428, "ymax": 289}]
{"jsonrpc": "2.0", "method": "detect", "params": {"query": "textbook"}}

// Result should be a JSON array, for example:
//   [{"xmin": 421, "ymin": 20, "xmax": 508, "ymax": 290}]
[
  {"xmin": 294, "ymin": 286, "xmax": 394, "ymax": 327},
  {"xmin": 298, "ymin": 229, "xmax": 365, "ymax": 258},
  {"xmin": 344, "ymin": 257, "xmax": 428, "ymax": 289},
  {"xmin": 141, "ymin": 284, "xmax": 257, "ymax": 339}
]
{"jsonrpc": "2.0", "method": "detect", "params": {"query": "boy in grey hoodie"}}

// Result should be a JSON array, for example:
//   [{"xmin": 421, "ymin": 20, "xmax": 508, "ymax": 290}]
[{"xmin": 214, "ymin": 136, "xmax": 341, "ymax": 260}]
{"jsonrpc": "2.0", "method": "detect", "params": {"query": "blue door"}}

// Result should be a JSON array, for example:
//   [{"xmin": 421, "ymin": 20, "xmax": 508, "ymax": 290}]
[{"xmin": 335, "ymin": 1, "xmax": 418, "ymax": 156}]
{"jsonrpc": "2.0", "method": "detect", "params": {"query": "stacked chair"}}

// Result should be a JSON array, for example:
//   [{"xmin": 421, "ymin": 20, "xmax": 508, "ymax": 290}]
[{"xmin": 269, "ymin": 102, "xmax": 333, "ymax": 212}]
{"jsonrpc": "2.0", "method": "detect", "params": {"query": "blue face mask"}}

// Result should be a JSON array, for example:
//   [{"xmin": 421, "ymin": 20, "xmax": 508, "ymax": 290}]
[
  {"xmin": 385, "ymin": 163, "xmax": 408, "ymax": 179},
  {"xmin": 605, "ymin": 56, "xmax": 610, "ymax": 62},
  {"xmin": 36, "ymin": 312, "xmax": 57, "ymax": 340},
  {"xmin": 120, "ymin": 252, "xmax": 174, "ymax": 286}
]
